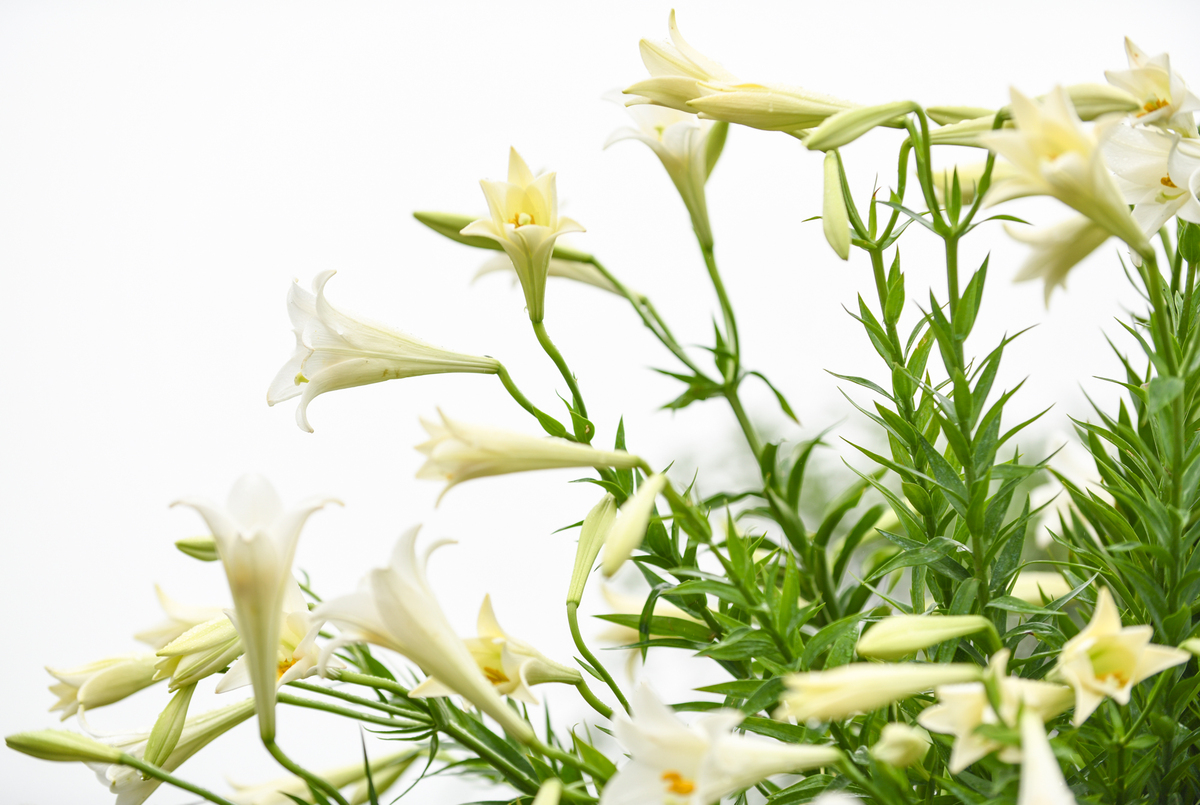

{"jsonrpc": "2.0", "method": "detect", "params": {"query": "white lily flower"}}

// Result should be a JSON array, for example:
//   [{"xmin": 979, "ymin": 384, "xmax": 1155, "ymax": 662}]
[
  {"xmin": 778, "ymin": 662, "xmax": 981, "ymax": 723},
  {"xmin": 46, "ymin": 655, "xmax": 160, "ymax": 720},
  {"xmin": 415, "ymin": 410, "xmax": 643, "ymax": 502},
  {"xmin": 227, "ymin": 748, "xmax": 419, "ymax": 805},
  {"xmin": 981, "ymin": 87, "xmax": 1149, "ymax": 255},
  {"xmin": 474, "ymin": 253, "xmax": 620, "ymax": 295},
  {"xmin": 314, "ymin": 526, "xmax": 535, "ymax": 743},
  {"xmin": 134, "ymin": 586, "xmax": 226, "ymax": 650},
  {"xmin": 1017, "ymin": 711, "xmax": 1078, "ymax": 805},
  {"xmin": 424, "ymin": 594, "xmax": 582, "ymax": 705},
  {"xmin": 172, "ymin": 474, "xmax": 339, "ymax": 741},
  {"xmin": 918, "ymin": 650, "xmax": 1073, "ymax": 773},
  {"xmin": 855, "ymin": 614, "xmax": 991, "ymax": 661},
  {"xmin": 623, "ymin": 10, "xmax": 740, "ymax": 113},
  {"xmin": 605, "ymin": 100, "xmax": 722, "ymax": 248},
  {"xmin": 267, "ymin": 271, "xmax": 499, "ymax": 433},
  {"xmin": 1106, "ymin": 37, "xmax": 1200, "ymax": 137},
  {"xmin": 215, "ymin": 580, "xmax": 341, "ymax": 694},
  {"xmin": 154, "ymin": 614, "xmax": 243, "ymax": 691},
  {"xmin": 1012, "ymin": 572, "xmax": 1073, "ymax": 605},
  {"xmin": 1004, "ymin": 216, "xmax": 1111, "ymax": 305},
  {"xmin": 460, "ymin": 148, "xmax": 584, "ymax": 323},
  {"xmin": 600, "ymin": 474, "xmax": 669, "ymax": 578},
  {"xmin": 601, "ymin": 683, "xmax": 842, "ymax": 805},
  {"xmin": 1102, "ymin": 124, "xmax": 1200, "ymax": 237},
  {"xmin": 1052, "ymin": 587, "xmax": 1189, "ymax": 726},
  {"xmin": 85, "ymin": 699, "xmax": 255, "ymax": 805},
  {"xmin": 870, "ymin": 723, "xmax": 930, "ymax": 768}
]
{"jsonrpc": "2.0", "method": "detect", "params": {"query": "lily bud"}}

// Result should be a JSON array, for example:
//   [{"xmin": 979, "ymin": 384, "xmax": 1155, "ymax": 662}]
[
  {"xmin": 567, "ymin": 494, "xmax": 617, "ymax": 605},
  {"xmin": 927, "ymin": 106, "xmax": 995, "ymax": 126},
  {"xmin": 1064, "ymin": 82, "xmax": 1140, "ymax": 120},
  {"xmin": 856, "ymin": 614, "xmax": 992, "ymax": 660},
  {"xmin": 821, "ymin": 152, "xmax": 850, "ymax": 260},
  {"xmin": 601, "ymin": 474, "xmax": 668, "ymax": 577},
  {"xmin": 143, "ymin": 684, "xmax": 195, "ymax": 768},
  {"xmin": 806, "ymin": 101, "xmax": 916, "ymax": 152},
  {"xmin": 532, "ymin": 778, "xmax": 563, "ymax": 805},
  {"xmin": 6, "ymin": 730, "xmax": 123, "ymax": 764},
  {"xmin": 778, "ymin": 662, "xmax": 981, "ymax": 722},
  {"xmin": 870, "ymin": 723, "xmax": 930, "ymax": 767},
  {"xmin": 174, "ymin": 535, "xmax": 218, "ymax": 562}
]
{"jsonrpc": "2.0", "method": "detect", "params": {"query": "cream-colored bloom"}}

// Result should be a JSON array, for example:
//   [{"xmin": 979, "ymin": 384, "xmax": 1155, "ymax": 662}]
[
  {"xmin": 870, "ymin": 723, "xmax": 930, "ymax": 768},
  {"xmin": 134, "ymin": 586, "xmax": 225, "ymax": 650},
  {"xmin": 227, "ymin": 749, "xmax": 419, "ymax": 805},
  {"xmin": 856, "ymin": 615, "xmax": 991, "ymax": 661},
  {"xmin": 474, "ymin": 253, "xmax": 620, "ymax": 295},
  {"xmin": 806, "ymin": 101, "xmax": 915, "ymax": 152},
  {"xmin": 623, "ymin": 10, "xmax": 739, "ymax": 113},
  {"xmin": 600, "ymin": 474, "xmax": 668, "ymax": 577},
  {"xmin": 1017, "ymin": 711, "xmax": 1077, "ymax": 805},
  {"xmin": 601, "ymin": 683, "xmax": 841, "ymax": 805},
  {"xmin": 779, "ymin": 662, "xmax": 980, "ymax": 723},
  {"xmin": 1052, "ymin": 587, "xmax": 1189, "ymax": 725},
  {"xmin": 567, "ymin": 494, "xmax": 617, "ymax": 605},
  {"xmin": 606, "ymin": 100, "xmax": 722, "ymax": 247},
  {"xmin": 822, "ymin": 151, "xmax": 850, "ymax": 260},
  {"xmin": 46, "ymin": 655, "xmax": 159, "ymax": 721},
  {"xmin": 1102, "ymin": 124, "xmax": 1200, "ymax": 237},
  {"xmin": 415, "ymin": 410, "xmax": 642, "ymax": 502},
  {"xmin": 314, "ymin": 527, "xmax": 535, "ymax": 743},
  {"xmin": 460, "ymin": 148, "xmax": 584, "ymax": 323},
  {"xmin": 267, "ymin": 271, "xmax": 499, "ymax": 433},
  {"xmin": 981, "ymin": 87, "xmax": 1149, "ymax": 255},
  {"xmin": 6, "ymin": 730, "xmax": 124, "ymax": 764},
  {"xmin": 86, "ymin": 699, "xmax": 255, "ymax": 805},
  {"xmin": 173, "ymin": 474, "xmax": 339, "ymax": 741},
  {"xmin": 1012, "ymin": 572, "xmax": 1073, "ymax": 605},
  {"xmin": 417, "ymin": 594, "xmax": 581, "ymax": 705},
  {"xmin": 154, "ymin": 614, "xmax": 243, "ymax": 691},
  {"xmin": 918, "ymin": 650, "xmax": 1073, "ymax": 773},
  {"xmin": 687, "ymin": 82, "xmax": 857, "ymax": 134},
  {"xmin": 1106, "ymin": 37, "xmax": 1200, "ymax": 136},
  {"xmin": 1005, "ymin": 216, "xmax": 1111, "ymax": 305},
  {"xmin": 215, "ymin": 580, "xmax": 340, "ymax": 694}
]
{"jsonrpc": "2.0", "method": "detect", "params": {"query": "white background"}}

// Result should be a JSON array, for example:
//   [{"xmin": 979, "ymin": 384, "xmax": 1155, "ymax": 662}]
[{"xmin": 2, "ymin": 2, "xmax": 1198, "ymax": 803}]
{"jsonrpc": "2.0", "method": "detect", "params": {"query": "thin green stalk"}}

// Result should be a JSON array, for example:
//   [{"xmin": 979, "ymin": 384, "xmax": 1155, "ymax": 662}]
[
  {"xmin": 287, "ymin": 680, "xmax": 427, "ymax": 722},
  {"xmin": 574, "ymin": 679, "xmax": 614, "ymax": 720},
  {"xmin": 533, "ymin": 320, "xmax": 590, "ymax": 438},
  {"xmin": 701, "ymin": 244, "xmax": 740, "ymax": 379},
  {"xmin": 330, "ymin": 670, "xmax": 411, "ymax": 697},
  {"xmin": 567, "ymin": 601, "xmax": 631, "ymax": 714},
  {"xmin": 724, "ymin": 387, "xmax": 763, "ymax": 460},
  {"xmin": 531, "ymin": 739, "xmax": 611, "ymax": 783},
  {"xmin": 264, "ymin": 737, "xmax": 351, "ymax": 805},
  {"xmin": 437, "ymin": 718, "xmax": 540, "ymax": 796},
  {"xmin": 117, "ymin": 754, "xmax": 237, "ymax": 805},
  {"xmin": 497, "ymin": 364, "xmax": 564, "ymax": 432},
  {"xmin": 279, "ymin": 691, "xmax": 408, "ymax": 729}
]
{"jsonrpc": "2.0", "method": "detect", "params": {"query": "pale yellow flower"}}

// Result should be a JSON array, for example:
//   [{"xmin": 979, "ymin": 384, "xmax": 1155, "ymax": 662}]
[
  {"xmin": 46, "ymin": 655, "xmax": 159, "ymax": 721},
  {"xmin": 778, "ymin": 662, "xmax": 980, "ymax": 723},
  {"xmin": 134, "ymin": 586, "xmax": 225, "ymax": 650},
  {"xmin": 1106, "ymin": 37, "xmax": 1200, "ymax": 136},
  {"xmin": 1017, "ymin": 711, "xmax": 1078, "ymax": 805},
  {"xmin": 600, "ymin": 474, "xmax": 668, "ymax": 577},
  {"xmin": 623, "ymin": 10, "xmax": 739, "ymax": 113},
  {"xmin": 855, "ymin": 614, "xmax": 991, "ymax": 661},
  {"xmin": 870, "ymin": 723, "xmax": 930, "ymax": 768},
  {"xmin": 1004, "ymin": 216, "xmax": 1111, "ymax": 305}
]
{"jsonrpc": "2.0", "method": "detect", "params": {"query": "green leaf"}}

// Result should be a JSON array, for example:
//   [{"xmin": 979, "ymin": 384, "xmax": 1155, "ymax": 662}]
[
  {"xmin": 1147, "ymin": 376, "xmax": 1185, "ymax": 413},
  {"xmin": 749, "ymin": 371, "xmax": 801, "ymax": 424},
  {"xmin": 986, "ymin": 596, "xmax": 1068, "ymax": 617}
]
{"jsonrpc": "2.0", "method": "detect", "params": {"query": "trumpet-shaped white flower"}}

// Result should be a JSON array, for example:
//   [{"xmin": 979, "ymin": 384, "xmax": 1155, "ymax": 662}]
[
  {"xmin": 46, "ymin": 655, "xmax": 160, "ymax": 720},
  {"xmin": 1106, "ymin": 38, "xmax": 1200, "ymax": 136},
  {"xmin": 267, "ymin": 271, "xmax": 499, "ymax": 433},
  {"xmin": 411, "ymin": 595, "xmax": 580, "ymax": 705},
  {"xmin": 1012, "ymin": 572, "xmax": 1073, "ymax": 605},
  {"xmin": 172, "ymin": 474, "xmax": 339, "ymax": 741},
  {"xmin": 1004, "ymin": 216, "xmax": 1111, "ymax": 305},
  {"xmin": 855, "ymin": 614, "xmax": 991, "ymax": 661},
  {"xmin": 601, "ymin": 683, "xmax": 842, "ymax": 805},
  {"xmin": 415, "ymin": 410, "xmax": 643, "ymax": 502},
  {"xmin": 460, "ymin": 148, "xmax": 584, "ymax": 323},
  {"xmin": 474, "ymin": 253, "xmax": 620, "ymax": 295},
  {"xmin": 600, "ymin": 474, "xmax": 668, "ymax": 577},
  {"xmin": 623, "ymin": 10, "xmax": 739, "ymax": 113},
  {"xmin": 314, "ymin": 527, "xmax": 535, "ymax": 743},
  {"xmin": 227, "ymin": 748, "xmax": 419, "ymax": 805},
  {"xmin": 85, "ymin": 699, "xmax": 255, "ymax": 805},
  {"xmin": 778, "ymin": 662, "xmax": 981, "ymax": 723},
  {"xmin": 216, "ymin": 580, "xmax": 340, "ymax": 694},
  {"xmin": 605, "ymin": 100, "xmax": 722, "ymax": 247},
  {"xmin": 154, "ymin": 615, "xmax": 243, "ymax": 691},
  {"xmin": 870, "ymin": 723, "xmax": 930, "ymax": 768},
  {"xmin": 1052, "ymin": 587, "xmax": 1189, "ymax": 725},
  {"xmin": 1017, "ymin": 711, "xmax": 1077, "ymax": 805},
  {"xmin": 1102, "ymin": 124, "xmax": 1200, "ymax": 237},
  {"xmin": 918, "ymin": 650, "xmax": 1073, "ymax": 773},
  {"xmin": 134, "ymin": 586, "xmax": 226, "ymax": 650},
  {"xmin": 982, "ymin": 87, "xmax": 1149, "ymax": 255}
]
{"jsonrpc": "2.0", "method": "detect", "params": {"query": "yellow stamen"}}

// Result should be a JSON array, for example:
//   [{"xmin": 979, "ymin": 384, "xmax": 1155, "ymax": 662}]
[
  {"xmin": 1138, "ymin": 98, "xmax": 1170, "ymax": 116},
  {"xmin": 294, "ymin": 372, "xmax": 308, "ymax": 384},
  {"xmin": 277, "ymin": 657, "xmax": 298, "ymax": 680},
  {"xmin": 509, "ymin": 212, "xmax": 534, "ymax": 227},
  {"xmin": 1162, "ymin": 176, "xmax": 1178, "ymax": 188},
  {"xmin": 661, "ymin": 770, "xmax": 695, "ymax": 795},
  {"xmin": 483, "ymin": 666, "xmax": 509, "ymax": 685}
]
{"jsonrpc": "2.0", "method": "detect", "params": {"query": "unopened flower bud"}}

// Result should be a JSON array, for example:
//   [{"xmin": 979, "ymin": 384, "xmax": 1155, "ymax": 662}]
[
  {"xmin": 856, "ymin": 614, "xmax": 992, "ymax": 660},
  {"xmin": 870, "ymin": 723, "xmax": 930, "ymax": 767},
  {"xmin": 6, "ymin": 730, "xmax": 123, "ymax": 764}
]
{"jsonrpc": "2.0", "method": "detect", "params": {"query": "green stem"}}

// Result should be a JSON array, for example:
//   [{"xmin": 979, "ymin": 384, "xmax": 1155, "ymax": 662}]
[
  {"xmin": 701, "ymin": 244, "xmax": 740, "ymax": 380},
  {"xmin": 437, "ymin": 718, "xmax": 540, "ymax": 796},
  {"xmin": 530, "ymin": 739, "xmax": 611, "ymax": 783},
  {"xmin": 724, "ymin": 387, "xmax": 763, "ymax": 460},
  {"xmin": 117, "ymin": 754, "xmax": 237, "ymax": 805},
  {"xmin": 533, "ymin": 320, "xmax": 591, "ymax": 440},
  {"xmin": 287, "ymin": 680, "xmax": 427, "ymax": 722},
  {"xmin": 330, "ymin": 670, "xmax": 411, "ymax": 697},
  {"xmin": 264, "ymin": 737, "xmax": 350, "ymax": 805},
  {"xmin": 574, "ymin": 679, "xmax": 614, "ymax": 720},
  {"xmin": 278, "ymin": 691, "xmax": 408, "ymax": 729},
  {"xmin": 497, "ymin": 364, "xmax": 564, "ymax": 432},
  {"xmin": 567, "ymin": 601, "xmax": 631, "ymax": 714}
]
